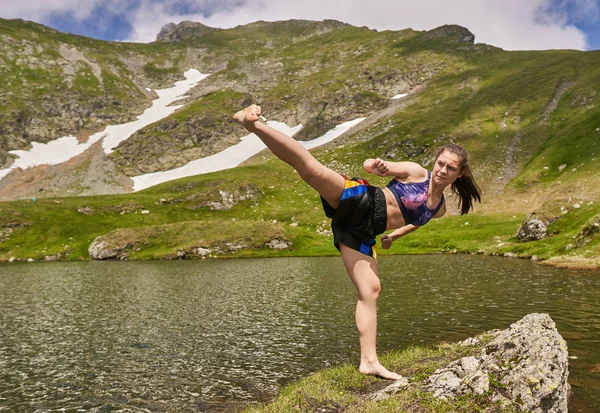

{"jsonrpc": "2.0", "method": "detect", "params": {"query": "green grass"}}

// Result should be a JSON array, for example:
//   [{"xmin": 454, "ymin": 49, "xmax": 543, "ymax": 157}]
[
  {"xmin": 2, "ymin": 154, "xmax": 598, "ymax": 265},
  {"xmin": 243, "ymin": 331, "xmax": 517, "ymax": 412}
]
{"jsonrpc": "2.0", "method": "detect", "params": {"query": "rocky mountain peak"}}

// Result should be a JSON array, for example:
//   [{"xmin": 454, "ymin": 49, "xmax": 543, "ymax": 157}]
[
  {"xmin": 425, "ymin": 24, "xmax": 475, "ymax": 43},
  {"xmin": 156, "ymin": 21, "xmax": 219, "ymax": 42}
]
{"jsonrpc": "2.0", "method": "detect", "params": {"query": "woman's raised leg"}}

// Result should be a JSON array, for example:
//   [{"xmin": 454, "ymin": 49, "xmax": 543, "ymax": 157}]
[
  {"xmin": 234, "ymin": 105, "xmax": 345, "ymax": 209},
  {"xmin": 339, "ymin": 243, "xmax": 402, "ymax": 380}
]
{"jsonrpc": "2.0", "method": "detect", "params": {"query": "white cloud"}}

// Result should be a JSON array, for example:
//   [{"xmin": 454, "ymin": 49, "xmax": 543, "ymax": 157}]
[
  {"xmin": 0, "ymin": 0, "xmax": 101, "ymax": 21},
  {"xmin": 123, "ymin": 0, "xmax": 593, "ymax": 50},
  {"xmin": 0, "ymin": 0, "xmax": 597, "ymax": 50}
]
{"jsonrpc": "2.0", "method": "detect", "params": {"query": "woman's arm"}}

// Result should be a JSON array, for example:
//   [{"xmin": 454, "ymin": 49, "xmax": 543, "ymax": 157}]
[
  {"xmin": 363, "ymin": 158, "xmax": 427, "ymax": 180},
  {"xmin": 380, "ymin": 224, "xmax": 419, "ymax": 249}
]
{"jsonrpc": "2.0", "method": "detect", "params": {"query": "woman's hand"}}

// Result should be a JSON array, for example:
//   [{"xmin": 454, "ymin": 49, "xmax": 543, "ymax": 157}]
[
  {"xmin": 380, "ymin": 234, "xmax": 393, "ymax": 249},
  {"xmin": 381, "ymin": 225, "xmax": 419, "ymax": 249},
  {"xmin": 233, "ymin": 104, "xmax": 263, "ymax": 127},
  {"xmin": 364, "ymin": 158, "xmax": 389, "ymax": 177}
]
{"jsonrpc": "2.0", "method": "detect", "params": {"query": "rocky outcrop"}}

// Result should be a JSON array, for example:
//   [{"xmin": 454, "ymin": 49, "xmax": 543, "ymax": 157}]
[
  {"xmin": 109, "ymin": 91, "xmax": 253, "ymax": 176},
  {"xmin": 0, "ymin": 221, "xmax": 30, "ymax": 243},
  {"xmin": 88, "ymin": 235, "xmax": 130, "ymax": 260},
  {"xmin": 517, "ymin": 212, "xmax": 557, "ymax": 242},
  {"xmin": 423, "ymin": 314, "xmax": 569, "ymax": 411},
  {"xmin": 574, "ymin": 213, "xmax": 600, "ymax": 248},
  {"xmin": 156, "ymin": 21, "xmax": 219, "ymax": 42},
  {"xmin": 186, "ymin": 183, "xmax": 263, "ymax": 211},
  {"xmin": 374, "ymin": 314, "xmax": 569, "ymax": 412},
  {"xmin": 425, "ymin": 25, "xmax": 475, "ymax": 44},
  {"xmin": 87, "ymin": 220, "xmax": 290, "ymax": 260}
]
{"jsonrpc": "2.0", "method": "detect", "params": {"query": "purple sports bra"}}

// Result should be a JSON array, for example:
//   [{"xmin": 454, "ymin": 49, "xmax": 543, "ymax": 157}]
[{"xmin": 386, "ymin": 171, "xmax": 444, "ymax": 227}]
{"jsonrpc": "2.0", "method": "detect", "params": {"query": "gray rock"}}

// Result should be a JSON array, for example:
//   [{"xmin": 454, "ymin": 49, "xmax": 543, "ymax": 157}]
[
  {"xmin": 369, "ymin": 377, "xmax": 409, "ymax": 401},
  {"xmin": 190, "ymin": 184, "xmax": 263, "ymax": 211},
  {"xmin": 517, "ymin": 213, "xmax": 553, "ymax": 242},
  {"xmin": 422, "ymin": 313, "xmax": 569, "ymax": 412},
  {"xmin": 458, "ymin": 337, "xmax": 481, "ymax": 347},
  {"xmin": 193, "ymin": 247, "xmax": 211, "ymax": 257},
  {"xmin": 88, "ymin": 236, "xmax": 129, "ymax": 260},
  {"xmin": 156, "ymin": 21, "xmax": 218, "ymax": 42},
  {"xmin": 265, "ymin": 239, "xmax": 293, "ymax": 250},
  {"xmin": 503, "ymin": 252, "xmax": 518, "ymax": 258},
  {"xmin": 77, "ymin": 206, "xmax": 94, "ymax": 215}
]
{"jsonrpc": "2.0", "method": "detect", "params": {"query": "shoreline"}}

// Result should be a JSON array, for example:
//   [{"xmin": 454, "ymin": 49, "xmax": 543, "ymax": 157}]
[{"xmin": 2, "ymin": 250, "xmax": 598, "ymax": 271}]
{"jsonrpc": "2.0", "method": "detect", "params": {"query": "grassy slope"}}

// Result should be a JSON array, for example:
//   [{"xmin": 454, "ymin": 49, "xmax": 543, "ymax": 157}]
[{"xmin": 0, "ymin": 22, "xmax": 599, "ymax": 267}]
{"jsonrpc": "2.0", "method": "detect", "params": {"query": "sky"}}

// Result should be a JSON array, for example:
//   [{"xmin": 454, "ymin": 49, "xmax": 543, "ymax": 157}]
[{"xmin": 1, "ymin": 0, "xmax": 600, "ymax": 51}]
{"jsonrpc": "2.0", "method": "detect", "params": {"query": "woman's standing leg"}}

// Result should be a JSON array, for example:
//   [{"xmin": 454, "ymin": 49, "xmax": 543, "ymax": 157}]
[
  {"xmin": 234, "ymin": 105, "xmax": 345, "ymax": 209},
  {"xmin": 339, "ymin": 243, "xmax": 401, "ymax": 380}
]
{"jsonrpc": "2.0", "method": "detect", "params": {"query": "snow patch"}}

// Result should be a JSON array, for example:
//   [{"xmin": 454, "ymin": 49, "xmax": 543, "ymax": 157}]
[
  {"xmin": 132, "ymin": 117, "xmax": 366, "ymax": 191},
  {"xmin": 0, "ymin": 69, "xmax": 208, "ymax": 180}
]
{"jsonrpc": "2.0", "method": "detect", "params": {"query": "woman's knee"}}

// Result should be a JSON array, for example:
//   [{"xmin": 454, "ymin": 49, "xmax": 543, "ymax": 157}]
[{"xmin": 358, "ymin": 278, "xmax": 381, "ymax": 302}]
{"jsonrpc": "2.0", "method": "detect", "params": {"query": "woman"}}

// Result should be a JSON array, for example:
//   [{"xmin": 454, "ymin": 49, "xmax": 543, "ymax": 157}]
[{"xmin": 233, "ymin": 104, "xmax": 481, "ymax": 380}]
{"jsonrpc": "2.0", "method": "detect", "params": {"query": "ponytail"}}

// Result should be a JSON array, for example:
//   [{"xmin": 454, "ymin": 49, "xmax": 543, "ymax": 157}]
[{"xmin": 436, "ymin": 144, "xmax": 481, "ymax": 215}]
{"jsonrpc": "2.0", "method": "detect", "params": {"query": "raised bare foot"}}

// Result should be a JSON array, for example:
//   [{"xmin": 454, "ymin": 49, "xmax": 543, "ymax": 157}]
[
  {"xmin": 233, "ymin": 104, "xmax": 263, "ymax": 127},
  {"xmin": 359, "ymin": 362, "xmax": 402, "ymax": 380}
]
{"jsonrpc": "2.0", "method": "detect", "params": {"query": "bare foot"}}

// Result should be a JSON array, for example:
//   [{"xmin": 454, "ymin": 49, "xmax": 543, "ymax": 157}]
[
  {"xmin": 233, "ymin": 104, "xmax": 263, "ymax": 127},
  {"xmin": 359, "ymin": 362, "xmax": 402, "ymax": 380}
]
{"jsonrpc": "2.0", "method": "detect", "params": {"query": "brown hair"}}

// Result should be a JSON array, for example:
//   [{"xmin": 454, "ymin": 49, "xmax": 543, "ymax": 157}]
[{"xmin": 436, "ymin": 144, "xmax": 481, "ymax": 215}]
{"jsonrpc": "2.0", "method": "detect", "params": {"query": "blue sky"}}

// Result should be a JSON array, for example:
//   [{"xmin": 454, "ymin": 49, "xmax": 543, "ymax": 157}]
[{"xmin": 1, "ymin": 0, "xmax": 599, "ymax": 50}]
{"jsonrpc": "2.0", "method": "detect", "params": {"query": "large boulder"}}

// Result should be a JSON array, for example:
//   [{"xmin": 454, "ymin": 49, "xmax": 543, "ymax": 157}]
[
  {"xmin": 517, "ymin": 212, "xmax": 555, "ymax": 242},
  {"xmin": 88, "ymin": 236, "xmax": 130, "ymax": 260},
  {"xmin": 422, "ymin": 313, "xmax": 569, "ymax": 412}
]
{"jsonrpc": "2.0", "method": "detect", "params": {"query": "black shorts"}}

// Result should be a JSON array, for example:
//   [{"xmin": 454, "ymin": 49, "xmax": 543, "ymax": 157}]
[{"xmin": 321, "ymin": 176, "xmax": 387, "ymax": 258}]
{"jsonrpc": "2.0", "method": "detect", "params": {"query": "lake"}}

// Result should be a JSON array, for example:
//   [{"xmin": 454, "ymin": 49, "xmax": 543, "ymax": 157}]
[{"xmin": 0, "ymin": 255, "xmax": 598, "ymax": 412}]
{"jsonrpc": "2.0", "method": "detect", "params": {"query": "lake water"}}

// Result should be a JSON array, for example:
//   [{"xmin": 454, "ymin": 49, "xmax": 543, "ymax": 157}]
[{"xmin": 0, "ymin": 256, "xmax": 598, "ymax": 412}]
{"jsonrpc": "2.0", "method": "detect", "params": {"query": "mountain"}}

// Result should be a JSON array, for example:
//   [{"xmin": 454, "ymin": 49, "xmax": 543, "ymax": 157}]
[
  {"xmin": 0, "ymin": 18, "xmax": 599, "ymax": 266},
  {"xmin": 0, "ymin": 19, "xmax": 481, "ymax": 196}
]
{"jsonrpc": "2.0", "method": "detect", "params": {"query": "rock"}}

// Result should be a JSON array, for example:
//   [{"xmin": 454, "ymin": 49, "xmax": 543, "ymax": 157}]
[
  {"xmin": 88, "ymin": 236, "xmax": 130, "ymax": 260},
  {"xmin": 422, "ymin": 313, "xmax": 569, "ymax": 412},
  {"xmin": 503, "ymin": 252, "xmax": 518, "ymax": 258},
  {"xmin": 423, "ymin": 357, "xmax": 488, "ymax": 400},
  {"xmin": 265, "ymin": 239, "xmax": 293, "ymax": 250},
  {"xmin": 575, "ymin": 214, "xmax": 600, "ymax": 247},
  {"xmin": 425, "ymin": 25, "xmax": 475, "ymax": 44},
  {"xmin": 190, "ymin": 184, "xmax": 263, "ymax": 211},
  {"xmin": 156, "ymin": 21, "xmax": 218, "ymax": 42},
  {"xmin": 141, "ymin": 210, "xmax": 150, "ymax": 214},
  {"xmin": 27, "ymin": 258, "xmax": 34, "ymax": 262},
  {"xmin": 517, "ymin": 213, "xmax": 555, "ymax": 242},
  {"xmin": 458, "ymin": 337, "xmax": 481, "ymax": 347},
  {"xmin": 193, "ymin": 247, "xmax": 211, "ymax": 257},
  {"xmin": 77, "ymin": 206, "xmax": 94, "ymax": 215},
  {"xmin": 8, "ymin": 257, "xmax": 15, "ymax": 262},
  {"xmin": 369, "ymin": 377, "xmax": 410, "ymax": 401}
]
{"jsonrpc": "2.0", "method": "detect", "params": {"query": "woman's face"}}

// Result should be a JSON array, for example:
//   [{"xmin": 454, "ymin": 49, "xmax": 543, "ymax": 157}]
[{"xmin": 432, "ymin": 150, "xmax": 463, "ymax": 186}]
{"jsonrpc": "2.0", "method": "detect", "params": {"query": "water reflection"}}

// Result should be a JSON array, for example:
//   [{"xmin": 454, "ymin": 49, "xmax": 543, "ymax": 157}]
[{"xmin": 0, "ymin": 256, "xmax": 598, "ymax": 411}]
